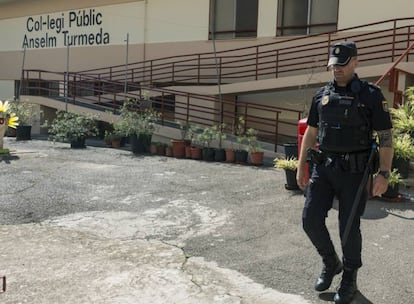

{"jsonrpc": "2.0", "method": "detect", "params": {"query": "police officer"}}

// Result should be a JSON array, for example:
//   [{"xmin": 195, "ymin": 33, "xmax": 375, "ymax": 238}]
[{"xmin": 297, "ymin": 41, "xmax": 394, "ymax": 304}]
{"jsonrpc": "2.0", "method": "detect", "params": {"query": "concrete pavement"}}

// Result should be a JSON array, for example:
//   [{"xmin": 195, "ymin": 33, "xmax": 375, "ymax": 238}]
[{"xmin": 0, "ymin": 137, "xmax": 413, "ymax": 304}]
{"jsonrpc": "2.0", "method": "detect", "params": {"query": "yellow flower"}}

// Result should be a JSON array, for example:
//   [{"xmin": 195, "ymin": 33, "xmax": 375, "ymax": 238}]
[
  {"xmin": 8, "ymin": 113, "xmax": 19, "ymax": 129},
  {"xmin": 0, "ymin": 100, "xmax": 19, "ymax": 128},
  {"xmin": 0, "ymin": 100, "xmax": 10, "ymax": 113}
]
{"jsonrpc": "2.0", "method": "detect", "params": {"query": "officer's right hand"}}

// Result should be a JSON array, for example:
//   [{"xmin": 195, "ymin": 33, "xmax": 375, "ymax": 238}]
[{"xmin": 296, "ymin": 166, "xmax": 308, "ymax": 190}]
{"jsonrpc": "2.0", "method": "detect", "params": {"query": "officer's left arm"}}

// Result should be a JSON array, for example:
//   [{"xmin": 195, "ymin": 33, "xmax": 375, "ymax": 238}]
[
  {"xmin": 369, "ymin": 86, "xmax": 394, "ymax": 196},
  {"xmin": 372, "ymin": 129, "xmax": 394, "ymax": 196},
  {"xmin": 377, "ymin": 129, "xmax": 394, "ymax": 171}
]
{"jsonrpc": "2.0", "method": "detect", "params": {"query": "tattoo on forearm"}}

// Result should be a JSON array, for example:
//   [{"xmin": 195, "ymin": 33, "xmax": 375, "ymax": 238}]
[{"xmin": 377, "ymin": 130, "xmax": 393, "ymax": 147}]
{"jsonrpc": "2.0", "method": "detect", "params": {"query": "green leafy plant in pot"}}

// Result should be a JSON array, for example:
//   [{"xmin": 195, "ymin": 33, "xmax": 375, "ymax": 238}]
[
  {"xmin": 171, "ymin": 120, "xmax": 191, "ymax": 158},
  {"xmin": 246, "ymin": 127, "xmax": 264, "ymax": 165},
  {"xmin": 9, "ymin": 100, "xmax": 40, "ymax": 140},
  {"xmin": 117, "ymin": 98, "xmax": 161, "ymax": 154},
  {"xmin": 198, "ymin": 125, "xmax": 217, "ymax": 161},
  {"xmin": 234, "ymin": 116, "xmax": 248, "ymax": 164},
  {"xmin": 188, "ymin": 124, "xmax": 203, "ymax": 160},
  {"xmin": 391, "ymin": 87, "xmax": 414, "ymax": 136},
  {"xmin": 46, "ymin": 110, "xmax": 98, "ymax": 148},
  {"xmin": 211, "ymin": 123, "xmax": 227, "ymax": 162}
]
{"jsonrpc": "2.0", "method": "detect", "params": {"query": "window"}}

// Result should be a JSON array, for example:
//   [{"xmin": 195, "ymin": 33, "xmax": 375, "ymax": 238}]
[
  {"xmin": 277, "ymin": 0, "xmax": 338, "ymax": 36},
  {"xmin": 209, "ymin": 0, "xmax": 258, "ymax": 39}
]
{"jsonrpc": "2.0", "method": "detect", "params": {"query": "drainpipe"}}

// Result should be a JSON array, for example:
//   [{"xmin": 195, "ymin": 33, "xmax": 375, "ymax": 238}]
[
  {"xmin": 143, "ymin": 0, "xmax": 148, "ymax": 84},
  {"xmin": 124, "ymin": 32, "xmax": 129, "ymax": 98},
  {"xmin": 18, "ymin": 46, "xmax": 26, "ymax": 102},
  {"xmin": 210, "ymin": 0, "xmax": 224, "ymax": 145},
  {"xmin": 65, "ymin": 43, "xmax": 70, "ymax": 112}
]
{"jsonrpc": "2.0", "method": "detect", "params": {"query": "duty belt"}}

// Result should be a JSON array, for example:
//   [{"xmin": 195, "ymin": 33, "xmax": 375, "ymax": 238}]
[{"xmin": 307, "ymin": 148, "xmax": 370, "ymax": 173}]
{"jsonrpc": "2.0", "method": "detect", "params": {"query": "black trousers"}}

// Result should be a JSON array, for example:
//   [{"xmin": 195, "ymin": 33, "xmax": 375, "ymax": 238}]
[{"xmin": 302, "ymin": 160, "xmax": 368, "ymax": 270}]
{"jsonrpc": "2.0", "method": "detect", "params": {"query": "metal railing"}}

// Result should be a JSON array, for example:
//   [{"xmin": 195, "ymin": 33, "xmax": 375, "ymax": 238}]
[
  {"xmin": 21, "ymin": 70, "xmax": 303, "ymax": 146},
  {"xmin": 74, "ymin": 18, "xmax": 414, "ymax": 86}
]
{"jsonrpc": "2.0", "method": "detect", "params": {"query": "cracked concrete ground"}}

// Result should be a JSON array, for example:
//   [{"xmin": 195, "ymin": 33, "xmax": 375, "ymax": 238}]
[{"xmin": 0, "ymin": 137, "xmax": 413, "ymax": 304}]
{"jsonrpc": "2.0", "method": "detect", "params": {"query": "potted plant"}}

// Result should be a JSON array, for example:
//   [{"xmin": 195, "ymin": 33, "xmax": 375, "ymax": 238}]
[
  {"xmin": 392, "ymin": 132, "xmax": 414, "ymax": 178},
  {"xmin": 234, "ymin": 116, "xmax": 248, "ymax": 164},
  {"xmin": 165, "ymin": 145, "xmax": 173, "ymax": 157},
  {"xmin": 274, "ymin": 157, "xmax": 300, "ymax": 190},
  {"xmin": 188, "ymin": 124, "xmax": 203, "ymax": 160},
  {"xmin": 9, "ymin": 100, "xmax": 40, "ymax": 141},
  {"xmin": 211, "ymin": 123, "xmax": 227, "ymax": 162},
  {"xmin": 117, "ymin": 98, "xmax": 161, "ymax": 154},
  {"xmin": 198, "ymin": 125, "xmax": 217, "ymax": 161},
  {"xmin": 246, "ymin": 127, "xmax": 264, "ymax": 165},
  {"xmin": 104, "ymin": 130, "xmax": 113, "ymax": 147},
  {"xmin": 46, "ymin": 110, "xmax": 98, "ymax": 148},
  {"xmin": 381, "ymin": 168, "xmax": 404, "ymax": 199},
  {"xmin": 157, "ymin": 142, "xmax": 167, "ymax": 155},
  {"xmin": 110, "ymin": 132, "xmax": 122, "ymax": 148},
  {"xmin": 171, "ymin": 120, "xmax": 191, "ymax": 158},
  {"xmin": 391, "ymin": 87, "xmax": 414, "ymax": 136}
]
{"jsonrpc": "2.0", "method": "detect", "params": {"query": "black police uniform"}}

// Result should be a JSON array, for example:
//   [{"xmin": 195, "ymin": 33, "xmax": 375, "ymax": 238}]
[{"xmin": 303, "ymin": 75, "xmax": 392, "ymax": 270}]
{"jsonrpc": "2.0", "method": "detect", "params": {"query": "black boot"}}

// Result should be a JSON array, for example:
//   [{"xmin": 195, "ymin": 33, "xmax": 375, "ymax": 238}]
[
  {"xmin": 315, "ymin": 254, "xmax": 343, "ymax": 291},
  {"xmin": 334, "ymin": 268, "xmax": 358, "ymax": 304}
]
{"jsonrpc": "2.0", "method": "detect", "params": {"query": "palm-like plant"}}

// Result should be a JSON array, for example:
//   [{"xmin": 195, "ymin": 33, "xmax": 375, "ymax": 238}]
[
  {"xmin": 273, "ymin": 157, "xmax": 298, "ymax": 171},
  {"xmin": 391, "ymin": 87, "xmax": 414, "ymax": 134},
  {"xmin": 393, "ymin": 132, "xmax": 414, "ymax": 160}
]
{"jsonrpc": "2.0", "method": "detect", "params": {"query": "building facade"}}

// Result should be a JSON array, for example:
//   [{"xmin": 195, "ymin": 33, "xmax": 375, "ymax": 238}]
[{"xmin": 1, "ymin": 0, "xmax": 413, "ymax": 140}]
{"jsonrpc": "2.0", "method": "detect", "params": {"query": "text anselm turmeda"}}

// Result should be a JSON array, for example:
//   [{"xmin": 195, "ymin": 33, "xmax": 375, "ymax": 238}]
[{"xmin": 22, "ymin": 9, "xmax": 110, "ymax": 49}]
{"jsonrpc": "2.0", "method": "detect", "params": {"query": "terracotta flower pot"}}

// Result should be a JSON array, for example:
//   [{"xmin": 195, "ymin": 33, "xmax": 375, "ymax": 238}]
[
  {"xmin": 250, "ymin": 151, "xmax": 264, "ymax": 166},
  {"xmin": 225, "ymin": 149, "xmax": 235, "ymax": 163},
  {"xmin": 190, "ymin": 146, "xmax": 202, "ymax": 160},
  {"xmin": 150, "ymin": 143, "xmax": 158, "ymax": 154},
  {"xmin": 185, "ymin": 145, "xmax": 192, "ymax": 158},
  {"xmin": 111, "ymin": 139, "xmax": 121, "ymax": 148},
  {"xmin": 171, "ymin": 139, "xmax": 186, "ymax": 158},
  {"xmin": 165, "ymin": 146, "xmax": 173, "ymax": 157}
]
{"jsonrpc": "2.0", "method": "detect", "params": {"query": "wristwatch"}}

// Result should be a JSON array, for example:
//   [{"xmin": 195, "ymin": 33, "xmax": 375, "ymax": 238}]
[{"xmin": 378, "ymin": 170, "xmax": 390, "ymax": 179}]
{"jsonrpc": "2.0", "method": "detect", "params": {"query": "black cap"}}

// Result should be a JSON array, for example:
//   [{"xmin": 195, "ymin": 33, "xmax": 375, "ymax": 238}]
[{"xmin": 328, "ymin": 41, "xmax": 358, "ymax": 66}]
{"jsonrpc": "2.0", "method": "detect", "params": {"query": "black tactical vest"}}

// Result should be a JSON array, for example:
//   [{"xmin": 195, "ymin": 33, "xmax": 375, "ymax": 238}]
[{"xmin": 317, "ymin": 79, "xmax": 372, "ymax": 153}]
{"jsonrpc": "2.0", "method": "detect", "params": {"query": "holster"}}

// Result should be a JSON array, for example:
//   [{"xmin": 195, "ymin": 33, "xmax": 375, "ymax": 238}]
[{"xmin": 306, "ymin": 147, "xmax": 325, "ymax": 165}]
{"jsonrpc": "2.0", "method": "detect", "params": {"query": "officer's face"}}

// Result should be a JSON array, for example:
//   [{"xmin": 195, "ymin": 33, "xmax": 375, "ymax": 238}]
[{"xmin": 330, "ymin": 57, "xmax": 358, "ymax": 87}]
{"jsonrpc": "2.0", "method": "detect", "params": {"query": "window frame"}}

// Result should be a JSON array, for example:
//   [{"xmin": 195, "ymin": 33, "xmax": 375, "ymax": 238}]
[{"xmin": 276, "ymin": 0, "xmax": 339, "ymax": 36}]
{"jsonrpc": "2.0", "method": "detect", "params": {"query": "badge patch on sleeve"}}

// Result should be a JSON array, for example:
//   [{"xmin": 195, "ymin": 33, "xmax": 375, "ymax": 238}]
[
  {"xmin": 322, "ymin": 95, "xmax": 329, "ymax": 106},
  {"xmin": 382, "ymin": 101, "xmax": 389, "ymax": 112}
]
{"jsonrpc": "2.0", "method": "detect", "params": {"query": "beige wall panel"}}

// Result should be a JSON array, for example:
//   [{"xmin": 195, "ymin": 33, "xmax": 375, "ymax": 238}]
[
  {"xmin": 0, "ymin": 2, "xmax": 144, "ymax": 51},
  {"xmin": 338, "ymin": 0, "xmax": 413, "ymax": 29},
  {"xmin": 0, "ymin": 0, "xmax": 140, "ymax": 19},
  {"xmin": 145, "ymin": 0, "xmax": 209, "ymax": 43},
  {"xmin": 257, "ymin": 0, "xmax": 278, "ymax": 38},
  {"xmin": 0, "ymin": 80, "xmax": 15, "ymax": 99}
]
